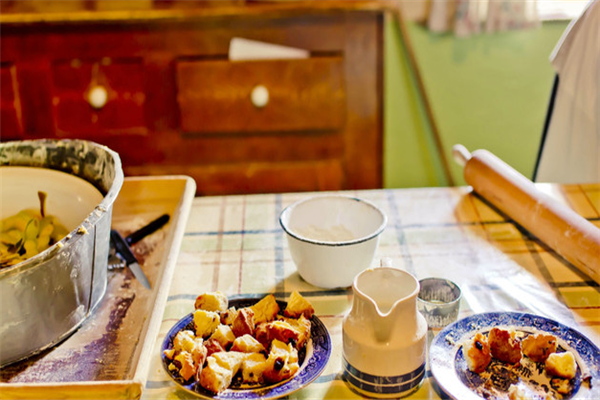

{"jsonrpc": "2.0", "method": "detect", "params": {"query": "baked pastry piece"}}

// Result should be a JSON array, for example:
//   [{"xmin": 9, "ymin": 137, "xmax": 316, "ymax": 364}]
[
  {"xmin": 174, "ymin": 351, "xmax": 197, "ymax": 381},
  {"xmin": 507, "ymin": 384, "xmax": 552, "ymax": 400},
  {"xmin": 199, "ymin": 351, "xmax": 247, "ymax": 393},
  {"xmin": 173, "ymin": 330, "xmax": 197, "ymax": 353},
  {"xmin": 232, "ymin": 307, "xmax": 256, "ymax": 337},
  {"xmin": 192, "ymin": 341, "xmax": 208, "ymax": 373},
  {"xmin": 284, "ymin": 291, "xmax": 315, "ymax": 319},
  {"xmin": 231, "ymin": 334, "xmax": 266, "ymax": 354},
  {"xmin": 220, "ymin": 307, "xmax": 238, "ymax": 326},
  {"xmin": 283, "ymin": 314, "xmax": 311, "ymax": 349},
  {"xmin": 194, "ymin": 309, "xmax": 221, "ymax": 338},
  {"xmin": 251, "ymin": 294, "xmax": 280, "ymax": 324},
  {"xmin": 464, "ymin": 332, "xmax": 492, "ymax": 373},
  {"xmin": 199, "ymin": 356, "xmax": 234, "ymax": 393},
  {"xmin": 545, "ymin": 351, "xmax": 577, "ymax": 379},
  {"xmin": 166, "ymin": 330, "xmax": 207, "ymax": 380},
  {"xmin": 195, "ymin": 291, "xmax": 229, "ymax": 312},
  {"xmin": 163, "ymin": 348, "xmax": 175, "ymax": 360},
  {"xmin": 488, "ymin": 327, "xmax": 522, "ymax": 365},
  {"xmin": 241, "ymin": 353, "xmax": 268, "ymax": 384},
  {"xmin": 212, "ymin": 351, "xmax": 246, "ymax": 376},
  {"xmin": 210, "ymin": 324, "xmax": 236, "ymax": 350},
  {"xmin": 522, "ymin": 333, "xmax": 557, "ymax": 363},
  {"xmin": 204, "ymin": 338, "xmax": 226, "ymax": 357},
  {"xmin": 255, "ymin": 320, "xmax": 301, "ymax": 349},
  {"xmin": 263, "ymin": 339, "xmax": 299, "ymax": 383}
]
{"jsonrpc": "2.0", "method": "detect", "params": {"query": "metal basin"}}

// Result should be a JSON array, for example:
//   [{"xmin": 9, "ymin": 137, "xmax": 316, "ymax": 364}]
[{"xmin": 0, "ymin": 139, "xmax": 123, "ymax": 367}]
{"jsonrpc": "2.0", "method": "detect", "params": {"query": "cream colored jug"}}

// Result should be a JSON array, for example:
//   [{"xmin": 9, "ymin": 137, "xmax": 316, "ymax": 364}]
[{"xmin": 342, "ymin": 265, "xmax": 427, "ymax": 398}]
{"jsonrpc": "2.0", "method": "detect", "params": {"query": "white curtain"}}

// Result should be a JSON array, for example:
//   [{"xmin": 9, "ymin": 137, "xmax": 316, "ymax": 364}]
[{"xmin": 427, "ymin": 0, "xmax": 541, "ymax": 37}]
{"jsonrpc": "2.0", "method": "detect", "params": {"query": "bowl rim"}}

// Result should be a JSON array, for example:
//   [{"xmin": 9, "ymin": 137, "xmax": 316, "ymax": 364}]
[{"xmin": 279, "ymin": 195, "xmax": 387, "ymax": 247}]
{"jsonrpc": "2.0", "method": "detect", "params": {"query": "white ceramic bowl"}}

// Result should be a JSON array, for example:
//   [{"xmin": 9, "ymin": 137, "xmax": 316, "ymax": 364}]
[{"xmin": 279, "ymin": 195, "xmax": 387, "ymax": 288}]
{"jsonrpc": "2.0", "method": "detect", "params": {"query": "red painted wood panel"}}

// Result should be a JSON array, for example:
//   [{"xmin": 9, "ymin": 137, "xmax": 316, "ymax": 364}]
[{"xmin": 0, "ymin": 64, "xmax": 23, "ymax": 139}]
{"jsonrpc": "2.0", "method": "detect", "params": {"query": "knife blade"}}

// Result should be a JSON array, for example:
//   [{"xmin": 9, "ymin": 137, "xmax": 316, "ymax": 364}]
[{"xmin": 110, "ymin": 229, "xmax": 151, "ymax": 289}]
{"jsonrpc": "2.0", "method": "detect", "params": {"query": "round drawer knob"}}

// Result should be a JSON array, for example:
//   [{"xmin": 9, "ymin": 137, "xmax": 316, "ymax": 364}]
[
  {"xmin": 88, "ymin": 85, "xmax": 108, "ymax": 109},
  {"xmin": 251, "ymin": 85, "xmax": 269, "ymax": 108}
]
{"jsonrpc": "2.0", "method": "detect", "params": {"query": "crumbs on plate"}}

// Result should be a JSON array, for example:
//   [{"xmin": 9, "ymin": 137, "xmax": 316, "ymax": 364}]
[
  {"xmin": 463, "ymin": 328, "xmax": 580, "ymax": 400},
  {"xmin": 164, "ymin": 290, "xmax": 315, "ymax": 394}
]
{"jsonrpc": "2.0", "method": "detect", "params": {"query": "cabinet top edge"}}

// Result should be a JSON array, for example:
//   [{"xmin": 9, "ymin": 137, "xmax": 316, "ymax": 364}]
[{"xmin": 0, "ymin": 0, "xmax": 395, "ymax": 26}]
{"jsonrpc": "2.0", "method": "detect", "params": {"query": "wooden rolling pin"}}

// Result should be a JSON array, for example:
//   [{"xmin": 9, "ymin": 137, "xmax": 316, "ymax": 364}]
[{"xmin": 453, "ymin": 145, "xmax": 600, "ymax": 284}]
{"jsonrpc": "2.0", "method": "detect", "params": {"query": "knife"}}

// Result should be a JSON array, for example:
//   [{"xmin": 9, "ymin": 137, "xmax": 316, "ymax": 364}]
[
  {"xmin": 125, "ymin": 214, "xmax": 170, "ymax": 246},
  {"xmin": 110, "ymin": 229, "xmax": 152, "ymax": 289}
]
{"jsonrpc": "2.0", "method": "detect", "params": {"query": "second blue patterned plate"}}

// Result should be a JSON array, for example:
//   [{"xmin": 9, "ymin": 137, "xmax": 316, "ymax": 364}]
[
  {"xmin": 430, "ymin": 312, "xmax": 600, "ymax": 400},
  {"xmin": 161, "ymin": 297, "xmax": 331, "ymax": 400}
]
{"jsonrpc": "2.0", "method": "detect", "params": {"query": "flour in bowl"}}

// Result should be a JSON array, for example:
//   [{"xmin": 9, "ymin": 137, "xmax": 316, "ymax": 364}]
[{"xmin": 294, "ymin": 224, "xmax": 355, "ymax": 242}]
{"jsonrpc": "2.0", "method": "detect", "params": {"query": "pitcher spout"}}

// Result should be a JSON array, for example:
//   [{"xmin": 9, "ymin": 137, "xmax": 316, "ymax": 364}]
[{"xmin": 351, "ymin": 266, "xmax": 421, "ymax": 343}]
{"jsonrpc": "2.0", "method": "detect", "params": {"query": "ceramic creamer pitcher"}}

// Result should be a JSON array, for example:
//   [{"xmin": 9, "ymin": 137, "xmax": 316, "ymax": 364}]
[{"xmin": 342, "ymin": 264, "xmax": 427, "ymax": 398}]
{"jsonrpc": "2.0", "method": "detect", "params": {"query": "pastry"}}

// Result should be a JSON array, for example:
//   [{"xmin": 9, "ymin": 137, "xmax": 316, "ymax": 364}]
[
  {"xmin": 174, "ymin": 351, "xmax": 197, "ymax": 381},
  {"xmin": 232, "ymin": 307, "xmax": 255, "ymax": 337},
  {"xmin": 251, "ymin": 294, "xmax": 280, "ymax": 324},
  {"xmin": 283, "ymin": 314, "xmax": 311, "ymax": 349},
  {"xmin": 522, "ymin": 333, "xmax": 557, "ymax": 363},
  {"xmin": 284, "ymin": 290, "xmax": 315, "ymax": 319},
  {"xmin": 545, "ymin": 351, "xmax": 577, "ymax": 379},
  {"xmin": 488, "ymin": 327, "xmax": 522, "ymax": 365},
  {"xmin": 199, "ymin": 356, "xmax": 234, "ymax": 394},
  {"xmin": 194, "ymin": 309, "xmax": 221, "ymax": 338},
  {"xmin": 231, "ymin": 334, "xmax": 266, "ymax": 354},
  {"xmin": 464, "ymin": 332, "xmax": 492, "ymax": 373},
  {"xmin": 195, "ymin": 291, "xmax": 229, "ymax": 312},
  {"xmin": 255, "ymin": 320, "xmax": 301, "ymax": 349},
  {"xmin": 241, "ymin": 353, "xmax": 268, "ymax": 384},
  {"xmin": 210, "ymin": 324, "xmax": 236, "ymax": 350},
  {"xmin": 263, "ymin": 339, "xmax": 300, "ymax": 383}
]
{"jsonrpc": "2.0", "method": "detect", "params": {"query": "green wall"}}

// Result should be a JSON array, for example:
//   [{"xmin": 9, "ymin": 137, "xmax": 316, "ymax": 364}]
[{"xmin": 384, "ymin": 19, "xmax": 570, "ymax": 188}]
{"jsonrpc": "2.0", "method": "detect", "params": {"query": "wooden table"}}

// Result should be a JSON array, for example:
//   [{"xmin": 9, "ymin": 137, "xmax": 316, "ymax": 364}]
[{"xmin": 144, "ymin": 183, "xmax": 600, "ymax": 399}]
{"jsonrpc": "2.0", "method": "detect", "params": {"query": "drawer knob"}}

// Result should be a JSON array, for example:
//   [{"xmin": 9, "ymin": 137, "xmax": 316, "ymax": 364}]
[
  {"xmin": 88, "ymin": 85, "xmax": 108, "ymax": 109},
  {"xmin": 251, "ymin": 85, "xmax": 269, "ymax": 108}
]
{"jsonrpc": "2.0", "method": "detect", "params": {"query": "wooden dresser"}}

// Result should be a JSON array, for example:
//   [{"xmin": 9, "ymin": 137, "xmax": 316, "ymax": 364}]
[{"xmin": 0, "ymin": 1, "xmax": 387, "ymax": 195}]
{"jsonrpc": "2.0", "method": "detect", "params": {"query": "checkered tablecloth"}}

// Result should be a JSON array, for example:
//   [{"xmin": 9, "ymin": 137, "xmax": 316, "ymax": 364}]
[{"xmin": 144, "ymin": 184, "xmax": 600, "ymax": 399}]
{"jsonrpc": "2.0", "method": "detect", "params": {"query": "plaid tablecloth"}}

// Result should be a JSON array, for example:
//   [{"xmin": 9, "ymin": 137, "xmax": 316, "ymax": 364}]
[{"xmin": 144, "ymin": 183, "xmax": 600, "ymax": 399}]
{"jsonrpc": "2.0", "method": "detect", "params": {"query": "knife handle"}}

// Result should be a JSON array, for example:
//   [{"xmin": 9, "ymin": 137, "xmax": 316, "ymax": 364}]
[
  {"xmin": 111, "ymin": 230, "xmax": 131, "ymax": 260},
  {"xmin": 126, "ymin": 214, "xmax": 170, "ymax": 245}
]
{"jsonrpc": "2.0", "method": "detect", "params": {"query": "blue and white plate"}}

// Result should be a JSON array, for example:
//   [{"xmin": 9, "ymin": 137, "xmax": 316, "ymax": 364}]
[
  {"xmin": 430, "ymin": 312, "xmax": 600, "ymax": 400},
  {"xmin": 161, "ymin": 297, "xmax": 332, "ymax": 400}
]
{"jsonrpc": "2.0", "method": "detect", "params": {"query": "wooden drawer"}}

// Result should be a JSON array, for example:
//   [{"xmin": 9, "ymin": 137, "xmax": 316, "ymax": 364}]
[
  {"xmin": 51, "ymin": 58, "xmax": 147, "ymax": 137},
  {"xmin": 176, "ymin": 57, "xmax": 345, "ymax": 134},
  {"xmin": 0, "ymin": 64, "xmax": 23, "ymax": 138}
]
